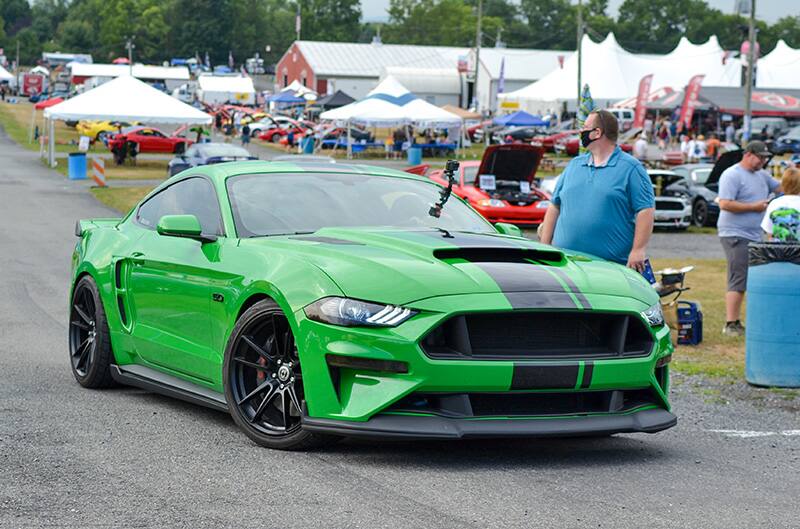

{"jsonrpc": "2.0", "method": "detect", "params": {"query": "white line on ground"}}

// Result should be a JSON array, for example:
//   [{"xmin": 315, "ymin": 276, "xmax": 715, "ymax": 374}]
[{"xmin": 708, "ymin": 429, "xmax": 800, "ymax": 438}]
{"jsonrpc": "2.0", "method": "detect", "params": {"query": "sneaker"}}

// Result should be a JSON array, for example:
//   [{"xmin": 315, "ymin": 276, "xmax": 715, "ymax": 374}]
[{"xmin": 722, "ymin": 321, "xmax": 745, "ymax": 337}]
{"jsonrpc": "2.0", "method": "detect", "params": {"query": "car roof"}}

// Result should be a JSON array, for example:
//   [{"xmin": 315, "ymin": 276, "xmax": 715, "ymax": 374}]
[{"xmin": 673, "ymin": 164, "xmax": 713, "ymax": 170}]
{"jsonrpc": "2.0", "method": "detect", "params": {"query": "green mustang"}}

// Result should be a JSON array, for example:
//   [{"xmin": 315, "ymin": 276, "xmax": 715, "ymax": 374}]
[{"xmin": 69, "ymin": 160, "xmax": 676, "ymax": 450}]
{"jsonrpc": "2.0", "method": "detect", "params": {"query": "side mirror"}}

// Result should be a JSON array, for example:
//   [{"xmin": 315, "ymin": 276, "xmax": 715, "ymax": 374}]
[
  {"xmin": 156, "ymin": 214, "xmax": 216, "ymax": 243},
  {"xmin": 494, "ymin": 222, "xmax": 523, "ymax": 238}
]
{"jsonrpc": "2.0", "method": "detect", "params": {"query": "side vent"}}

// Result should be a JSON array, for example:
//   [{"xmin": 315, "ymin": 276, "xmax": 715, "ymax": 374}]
[{"xmin": 114, "ymin": 260, "xmax": 132, "ymax": 332}]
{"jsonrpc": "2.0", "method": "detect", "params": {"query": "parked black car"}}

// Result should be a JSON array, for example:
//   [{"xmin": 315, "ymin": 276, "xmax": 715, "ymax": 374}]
[
  {"xmin": 670, "ymin": 164, "xmax": 721, "ymax": 227},
  {"xmin": 167, "ymin": 142, "xmax": 257, "ymax": 176},
  {"xmin": 771, "ymin": 125, "xmax": 800, "ymax": 155},
  {"xmin": 491, "ymin": 126, "xmax": 543, "ymax": 144}
]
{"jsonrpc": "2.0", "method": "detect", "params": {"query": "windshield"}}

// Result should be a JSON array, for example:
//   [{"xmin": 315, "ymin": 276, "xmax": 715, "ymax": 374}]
[
  {"xmin": 693, "ymin": 168, "xmax": 712, "ymax": 184},
  {"xmin": 227, "ymin": 172, "xmax": 494, "ymax": 237},
  {"xmin": 785, "ymin": 126, "xmax": 800, "ymax": 138}
]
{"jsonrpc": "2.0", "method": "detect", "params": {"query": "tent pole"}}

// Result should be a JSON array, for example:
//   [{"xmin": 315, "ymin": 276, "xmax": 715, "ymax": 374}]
[
  {"xmin": 347, "ymin": 120, "xmax": 352, "ymax": 160},
  {"xmin": 48, "ymin": 118, "xmax": 56, "ymax": 167}
]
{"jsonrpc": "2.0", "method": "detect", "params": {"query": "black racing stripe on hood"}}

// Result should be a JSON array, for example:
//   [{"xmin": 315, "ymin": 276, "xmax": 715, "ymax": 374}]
[
  {"xmin": 511, "ymin": 364, "xmax": 579, "ymax": 390},
  {"xmin": 289, "ymin": 236, "xmax": 364, "ymax": 245},
  {"xmin": 474, "ymin": 262, "xmax": 562, "ymax": 291},
  {"xmin": 548, "ymin": 267, "xmax": 592, "ymax": 309},
  {"xmin": 504, "ymin": 292, "xmax": 580, "ymax": 310}
]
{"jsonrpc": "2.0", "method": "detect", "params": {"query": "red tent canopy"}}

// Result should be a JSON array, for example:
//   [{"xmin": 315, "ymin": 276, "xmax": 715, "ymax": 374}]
[{"xmin": 34, "ymin": 97, "xmax": 64, "ymax": 110}]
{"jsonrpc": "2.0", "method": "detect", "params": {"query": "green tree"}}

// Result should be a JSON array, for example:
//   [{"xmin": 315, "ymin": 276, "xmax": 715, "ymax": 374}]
[
  {"xmin": 0, "ymin": 0, "xmax": 31, "ymax": 35},
  {"xmin": 517, "ymin": 0, "xmax": 576, "ymax": 49},
  {"xmin": 165, "ymin": 0, "xmax": 233, "ymax": 65},
  {"xmin": 761, "ymin": 15, "xmax": 800, "ymax": 51},
  {"xmin": 384, "ymin": 0, "xmax": 502, "ymax": 47},
  {"xmin": 298, "ymin": 0, "xmax": 362, "ymax": 42}
]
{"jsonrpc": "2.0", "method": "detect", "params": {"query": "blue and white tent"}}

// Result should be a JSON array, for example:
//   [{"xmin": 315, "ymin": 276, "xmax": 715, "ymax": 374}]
[{"xmin": 320, "ymin": 76, "xmax": 462, "ymax": 129}]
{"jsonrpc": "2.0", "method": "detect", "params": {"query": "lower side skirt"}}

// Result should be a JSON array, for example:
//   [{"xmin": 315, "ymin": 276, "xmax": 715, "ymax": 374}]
[
  {"xmin": 302, "ymin": 408, "xmax": 677, "ymax": 440},
  {"xmin": 110, "ymin": 364, "xmax": 228, "ymax": 413}
]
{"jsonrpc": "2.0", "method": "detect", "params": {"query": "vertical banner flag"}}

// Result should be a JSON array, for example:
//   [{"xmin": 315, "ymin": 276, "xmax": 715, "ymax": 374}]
[
  {"xmin": 295, "ymin": 5, "xmax": 302, "ymax": 37},
  {"xmin": 633, "ymin": 74, "xmax": 653, "ymax": 129},
  {"xmin": 228, "ymin": 51, "xmax": 234, "ymax": 69},
  {"xmin": 497, "ymin": 57, "xmax": 505, "ymax": 95},
  {"xmin": 677, "ymin": 74, "xmax": 705, "ymax": 133}
]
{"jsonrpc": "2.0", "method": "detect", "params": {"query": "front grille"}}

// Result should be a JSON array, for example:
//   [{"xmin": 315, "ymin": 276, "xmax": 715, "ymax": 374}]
[
  {"xmin": 387, "ymin": 389, "xmax": 659, "ymax": 418},
  {"xmin": 421, "ymin": 311, "xmax": 653, "ymax": 360},
  {"xmin": 655, "ymin": 198, "xmax": 686, "ymax": 211}
]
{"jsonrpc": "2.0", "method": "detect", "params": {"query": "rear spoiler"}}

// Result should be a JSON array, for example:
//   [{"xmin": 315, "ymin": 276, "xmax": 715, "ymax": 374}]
[
  {"xmin": 75, "ymin": 218, "xmax": 121, "ymax": 237},
  {"xmin": 404, "ymin": 164, "xmax": 431, "ymax": 176}
]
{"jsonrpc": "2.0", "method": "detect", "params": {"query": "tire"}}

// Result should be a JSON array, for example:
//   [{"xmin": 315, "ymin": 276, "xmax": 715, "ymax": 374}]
[
  {"xmin": 270, "ymin": 134, "xmax": 281, "ymax": 143},
  {"xmin": 96, "ymin": 131, "xmax": 108, "ymax": 143},
  {"xmin": 692, "ymin": 199, "xmax": 709, "ymax": 227},
  {"xmin": 173, "ymin": 142, "xmax": 186, "ymax": 154},
  {"xmin": 223, "ymin": 299, "xmax": 338, "ymax": 450},
  {"xmin": 68, "ymin": 276, "xmax": 117, "ymax": 389}
]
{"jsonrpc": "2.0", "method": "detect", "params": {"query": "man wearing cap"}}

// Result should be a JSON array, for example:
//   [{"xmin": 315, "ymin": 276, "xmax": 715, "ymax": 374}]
[
  {"xmin": 717, "ymin": 141, "xmax": 781, "ymax": 336},
  {"xmin": 540, "ymin": 109, "xmax": 655, "ymax": 271}
]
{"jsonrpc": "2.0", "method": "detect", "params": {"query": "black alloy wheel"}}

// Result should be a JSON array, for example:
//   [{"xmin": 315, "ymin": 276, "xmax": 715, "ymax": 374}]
[
  {"xmin": 692, "ymin": 199, "xmax": 709, "ymax": 227},
  {"xmin": 223, "ymin": 299, "xmax": 337, "ymax": 450},
  {"xmin": 69, "ymin": 276, "xmax": 116, "ymax": 388}
]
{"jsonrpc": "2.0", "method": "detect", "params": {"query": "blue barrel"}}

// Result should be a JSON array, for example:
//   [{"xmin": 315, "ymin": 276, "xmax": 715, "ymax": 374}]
[
  {"xmin": 745, "ymin": 243, "xmax": 800, "ymax": 387},
  {"xmin": 407, "ymin": 146, "xmax": 422, "ymax": 165},
  {"xmin": 302, "ymin": 136, "xmax": 314, "ymax": 154},
  {"xmin": 68, "ymin": 152, "xmax": 87, "ymax": 180}
]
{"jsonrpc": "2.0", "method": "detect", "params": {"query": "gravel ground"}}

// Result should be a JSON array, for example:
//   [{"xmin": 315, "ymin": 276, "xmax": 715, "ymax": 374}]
[{"xmin": 1, "ymin": 130, "xmax": 798, "ymax": 529}]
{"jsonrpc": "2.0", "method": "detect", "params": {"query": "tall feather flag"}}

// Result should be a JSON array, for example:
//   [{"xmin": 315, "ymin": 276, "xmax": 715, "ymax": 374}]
[{"xmin": 577, "ymin": 84, "xmax": 596, "ymax": 128}]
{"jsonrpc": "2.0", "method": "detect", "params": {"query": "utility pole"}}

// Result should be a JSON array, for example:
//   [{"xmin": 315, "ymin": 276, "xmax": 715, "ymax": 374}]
[
  {"xmin": 576, "ymin": 0, "xmax": 583, "ymax": 111},
  {"xmin": 743, "ymin": 0, "xmax": 756, "ymax": 143},
  {"xmin": 125, "ymin": 37, "xmax": 135, "ymax": 75},
  {"xmin": 474, "ymin": 0, "xmax": 483, "ymax": 114}
]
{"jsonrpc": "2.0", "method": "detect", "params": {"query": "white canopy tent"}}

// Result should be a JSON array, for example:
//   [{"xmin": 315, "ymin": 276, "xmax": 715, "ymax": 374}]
[
  {"xmin": 0, "ymin": 64, "xmax": 13, "ymax": 82},
  {"xmin": 196, "ymin": 75, "xmax": 256, "ymax": 105},
  {"xmin": 319, "ymin": 76, "xmax": 463, "ymax": 158},
  {"xmin": 757, "ymin": 40, "xmax": 800, "ymax": 89},
  {"xmin": 281, "ymin": 79, "xmax": 317, "ymax": 99},
  {"xmin": 499, "ymin": 33, "xmax": 742, "ymax": 114},
  {"xmin": 43, "ymin": 75, "xmax": 211, "ymax": 167}
]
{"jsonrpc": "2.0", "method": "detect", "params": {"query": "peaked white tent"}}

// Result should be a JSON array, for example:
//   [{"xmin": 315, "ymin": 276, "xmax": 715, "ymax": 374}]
[
  {"xmin": 0, "ymin": 64, "xmax": 13, "ymax": 82},
  {"xmin": 43, "ymin": 74, "xmax": 211, "ymax": 166},
  {"xmin": 757, "ymin": 40, "xmax": 800, "ymax": 89},
  {"xmin": 320, "ymin": 76, "xmax": 463, "ymax": 158},
  {"xmin": 499, "ymin": 33, "xmax": 742, "ymax": 114},
  {"xmin": 320, "ymin": 76, "xmax": 462, "ymax": 127}
]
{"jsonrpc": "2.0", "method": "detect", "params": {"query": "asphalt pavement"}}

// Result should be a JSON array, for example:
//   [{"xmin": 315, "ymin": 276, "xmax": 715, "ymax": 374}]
[{"xmin": 1, "ymin": 129, "xmax": 797, "ymax": 528}]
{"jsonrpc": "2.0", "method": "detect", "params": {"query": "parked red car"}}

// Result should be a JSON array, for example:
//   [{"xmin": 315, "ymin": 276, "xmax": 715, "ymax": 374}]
[
  {"xmin": 532, "ymin": 130, "xmax": 576, "ymax": 152},
  {"xmin": 427, "ymin": 144, "xmax": 551, "ymax": 226},
  {"xmin": 107, "ymin": 126, "xmax": 192, "ymax": 154}
]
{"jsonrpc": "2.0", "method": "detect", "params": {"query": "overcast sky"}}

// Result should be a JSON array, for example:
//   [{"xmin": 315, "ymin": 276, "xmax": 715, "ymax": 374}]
[{"xmin": 361, "ymin": 0, "xmax": 797, "ymax": 23}]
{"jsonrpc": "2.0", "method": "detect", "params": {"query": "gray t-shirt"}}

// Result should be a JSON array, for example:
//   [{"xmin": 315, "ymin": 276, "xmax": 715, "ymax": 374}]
[{"xmin": 717, "ymin": 163, "xmax": 780, "ymax": 241}]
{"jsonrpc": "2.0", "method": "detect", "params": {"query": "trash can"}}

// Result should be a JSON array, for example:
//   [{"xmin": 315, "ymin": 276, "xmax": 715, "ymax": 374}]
[
  {"xmin": 407, "ymin": 146, "xmax": 422, "ymax": 165},
  {"xmin": 302, "ymin": 136, "xmax": 314, "ymax": 154},
  {"xmin": 68, "ymin": 152, "xmax": 87, "ymax": 180},
  {"xmin": 745, "ymin": 242, "xmax": 800, "ymax": 387}
]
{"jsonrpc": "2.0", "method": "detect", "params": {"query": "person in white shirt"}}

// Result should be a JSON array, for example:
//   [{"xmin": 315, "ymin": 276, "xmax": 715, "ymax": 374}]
[
  {"xmin": 633, "ymin": 133, "xmax": 648, "ymax": 160},
  {"xmin": 761, "ymin": 167, "xmax": 800, "ymax": 242},
  {"xmin": 680, "ymin": 134, "xmax": 690, "ymax": 161},
  {"xmin": 693, "ymin": 134, "xmax": 707, "ymax": 161}
]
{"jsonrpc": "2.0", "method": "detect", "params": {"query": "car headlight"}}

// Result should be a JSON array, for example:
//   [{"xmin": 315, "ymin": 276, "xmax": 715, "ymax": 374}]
[
  {"xmin": 477, "ymin": 198, "xmax": 506, "ymax": 208},
  {"xmin": 536, "ymin": 200, "xmax": 551, "ymax": 209},
  {"xmin": 304, "ymin": 297, "xmax": 417, "ymax": 327},
  {"xmin": 641, "ymin": 303, "xmax": 665, "ymax": 327}
]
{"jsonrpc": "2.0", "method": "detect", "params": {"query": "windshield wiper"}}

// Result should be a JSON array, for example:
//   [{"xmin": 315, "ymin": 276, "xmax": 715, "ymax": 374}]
[
  {"xmin": 429, "ymin": 159, "xmax": 459, "ymax": 219},
  {"xmin": 250, "ymin": 231, "xmax": 316, "ymax": 238}
]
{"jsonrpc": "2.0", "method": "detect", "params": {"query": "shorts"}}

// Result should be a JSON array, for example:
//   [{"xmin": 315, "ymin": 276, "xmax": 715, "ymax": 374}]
[{"xmin": 720, "ymin": 236, "xmax": 752, "ymax": 292}]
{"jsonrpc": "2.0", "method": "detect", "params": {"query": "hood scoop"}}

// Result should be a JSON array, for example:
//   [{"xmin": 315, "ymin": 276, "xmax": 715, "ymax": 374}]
[{"xmin": 434, "ymin": 247, "xmax": 565, "ymax": 266}]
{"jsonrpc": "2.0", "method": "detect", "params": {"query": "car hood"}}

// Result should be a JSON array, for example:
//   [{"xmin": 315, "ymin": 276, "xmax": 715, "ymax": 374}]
[
  {"xmin": 476, "ymin": 144, "xmax": 544, "ymax": 186},
  {"xmin": 244, "ymin": 228, "xmax": 656, "ymax": 307}
]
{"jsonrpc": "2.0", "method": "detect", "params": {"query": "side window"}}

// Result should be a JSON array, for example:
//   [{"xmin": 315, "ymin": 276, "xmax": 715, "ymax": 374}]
[{"xmin": 136, "ymin": 177, "xmax": 224, "ymax": 235}]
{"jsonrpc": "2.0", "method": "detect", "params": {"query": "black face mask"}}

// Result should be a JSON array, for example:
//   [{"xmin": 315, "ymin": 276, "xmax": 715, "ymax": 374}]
[{"xmin": 580, "ymin": 128, "xmax": 600, "ymax": 148}]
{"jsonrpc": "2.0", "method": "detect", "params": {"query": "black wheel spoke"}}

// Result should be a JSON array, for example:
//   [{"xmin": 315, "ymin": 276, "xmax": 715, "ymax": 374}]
[
  {"xmin": 76, "ymin": 342, "xmax": 93, "ymax": 370},
  {"xmin": 73, "ymin": 336, "xmax": 91, "ymax": 358},
  {"xmin": 251, "ymin": 384, "xmax": 279, "ymax": 423},
  {"xmin": 233, "ymin": 356, "xmax": 267, "ymax": 372},
  {"xmin": 70, "ymin": 320, "xmax": 90, "ymax": 331},
  {"xmin": 270, "ymin": 315, "xmax": 281, "ymax": 357},
  {"xmin": 74, "ymin": 304, "xmax": 92, "ymax": 325},
  {"xmin": 242, "ymin": 335, "xmax": 273, "ymax": 362},
  {"xmin": 238, "ymin": 379, "xmax": 275, "ymax": 406},
  {"xmin": 281, "ymin": 390, "xmax": 293, "ymax": 427},
  {"xmin": 282, "ymin": 329, "xmax": 290, "ymax": 361},
  {"xmin": 287, "ymin": 386, "xmax": 303, "ymax": 416}
]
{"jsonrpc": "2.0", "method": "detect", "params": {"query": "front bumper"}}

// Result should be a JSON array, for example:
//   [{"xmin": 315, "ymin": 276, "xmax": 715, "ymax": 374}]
[
  {"xmin": 303, "ymin": 407, "xmax": 677, "ymax": 440},
  {"xmin": 654, "ymin": 202, "xmax": 692, "ymax": 229}
]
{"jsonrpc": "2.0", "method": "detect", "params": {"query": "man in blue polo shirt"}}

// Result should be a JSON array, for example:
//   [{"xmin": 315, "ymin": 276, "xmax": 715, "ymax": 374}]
[{"xmin": 539, "ymin": 109, "xmax": 655, "ymax": 271}]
